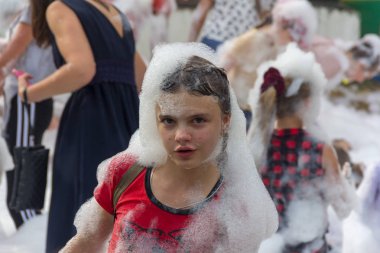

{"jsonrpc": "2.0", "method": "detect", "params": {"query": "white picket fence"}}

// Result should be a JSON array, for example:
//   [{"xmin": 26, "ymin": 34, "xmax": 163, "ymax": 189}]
[{"xmin": 316, "ymin": 6, "xmax": 360, "ymax": 41}]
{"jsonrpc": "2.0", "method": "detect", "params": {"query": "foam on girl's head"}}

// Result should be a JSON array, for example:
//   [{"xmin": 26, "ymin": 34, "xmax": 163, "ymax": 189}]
[
  {"xmin": 350, "ymin": 34, "xmax": 380, "ymax": 72},
  {"xmin": 272, "ymin": 0, "xmax": 317, "ymax": 48}
]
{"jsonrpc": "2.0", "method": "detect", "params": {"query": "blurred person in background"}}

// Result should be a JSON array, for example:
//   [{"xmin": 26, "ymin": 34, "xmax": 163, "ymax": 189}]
[
  {"xmin": 344, "ymin": 34, "xmax": 380, "ymax": 84},
  {"xmin": 113, "ymin": 0, "xmax": 177, "ymax": 58},
  {"xmin": 188, "ymin": 0, "xmax": 275, "ymax": 51},
  {"xmin": 0, "ymin": 3, "xmax": 55, "ymax": 230},
  {"xmin": 0, "ymin": 0, "xmax": 26, "ymax": 36},
  {"xmin": 15, "ymin": 0, "xmax": 145, "ymax": 251},
  {"xmin": 249, "ymin": 44, "xmax": 357, "ymax": 253},
  {"xmin": 217, "ymin": 0, "xmax": 317, "ymax": 128},
  {"xmin": 311, "ymin": 33, "xmax": 380, "ymax": 88}
]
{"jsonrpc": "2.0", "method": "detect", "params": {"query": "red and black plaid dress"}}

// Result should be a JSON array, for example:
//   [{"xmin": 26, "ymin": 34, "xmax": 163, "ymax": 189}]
[{"xmin": 261, "ymin": 128, "xmax": 329, "ymax": 253}]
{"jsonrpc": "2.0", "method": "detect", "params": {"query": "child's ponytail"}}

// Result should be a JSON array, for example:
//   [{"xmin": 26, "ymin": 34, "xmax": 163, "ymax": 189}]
[{"xmin": 248, "ymin": 67, "xmax": 285, "ymax": 169}]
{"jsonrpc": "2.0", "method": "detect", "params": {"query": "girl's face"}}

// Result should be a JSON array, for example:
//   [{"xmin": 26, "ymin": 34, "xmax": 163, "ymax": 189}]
[
  {"xmin": 346, "ymin": 57, "xmax": 368, "ymax": 83},
  {"xmin": 156, "ymin": 90, "xmax": 230, "ymax": 170},
  {"xmin": 273, "ymin": 22, "xmax": 293, "ymax": 47}
]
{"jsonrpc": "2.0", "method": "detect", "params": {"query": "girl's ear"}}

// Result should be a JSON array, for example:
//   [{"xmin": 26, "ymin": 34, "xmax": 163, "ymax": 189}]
[{"xmin": 222, "ymin": 114, "xmax": 231, "ymax": 134}]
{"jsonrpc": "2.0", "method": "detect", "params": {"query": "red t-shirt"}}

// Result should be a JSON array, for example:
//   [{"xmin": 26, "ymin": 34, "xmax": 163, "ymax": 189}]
[{"xmin": 94, "ymin": 153, "xmax": 223, "ymax": 252}]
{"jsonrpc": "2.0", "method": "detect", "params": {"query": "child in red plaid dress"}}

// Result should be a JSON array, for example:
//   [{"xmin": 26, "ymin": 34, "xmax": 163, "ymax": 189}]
[{"xmin": 248, "ymin": 44, "xmax": 357, "ymax": 253}]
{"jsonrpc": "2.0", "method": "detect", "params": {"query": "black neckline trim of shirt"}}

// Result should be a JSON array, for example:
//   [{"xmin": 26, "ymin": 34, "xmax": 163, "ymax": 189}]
[{"xmin": 145, "ymin": 167, "xmax": 223, "ymax": 215}]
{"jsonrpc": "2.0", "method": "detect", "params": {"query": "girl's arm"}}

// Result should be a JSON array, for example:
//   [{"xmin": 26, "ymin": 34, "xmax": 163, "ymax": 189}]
[
  {"xmin": 217, "ymin": 29, "xmax": 258, "ymax": 71},
  {"xmin": 188, "ymin": 0, "xmax": 213, "ymax": 42},
  {"xmin": 60, "ymin": 198, "xmax": 114, "ymax": 253},
  {"xmin": 18, "ymin": 1, "xmax": 96, "ymax": 103},
  {"xmin": 322, "ymin": 144, "xmax": 357, "ymax": 219}
]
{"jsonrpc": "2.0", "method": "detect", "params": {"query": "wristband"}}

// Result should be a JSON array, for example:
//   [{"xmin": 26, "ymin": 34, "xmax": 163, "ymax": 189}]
[{"xmin": 23, "ymin": 87, "xmax": 28, "ymax": 104}]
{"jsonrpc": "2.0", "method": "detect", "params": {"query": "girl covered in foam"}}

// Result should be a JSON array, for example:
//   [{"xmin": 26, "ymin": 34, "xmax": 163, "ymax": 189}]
[
  {"xmin": 248, "ymin": 44, "xmax": 357, "ymax": 253},
  {"xmin": 60, "ymin": 43, "xmax": 278, "ymax": 253},
  {"xmin": 217, "ymin": 0, "xmax": 317, "ymax": 124}
]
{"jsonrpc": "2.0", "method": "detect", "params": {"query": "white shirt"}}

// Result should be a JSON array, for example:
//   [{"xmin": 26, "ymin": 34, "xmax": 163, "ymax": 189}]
[{"xmin": 200, "ymin": 0, "xmax": 262, "ymax": 42}]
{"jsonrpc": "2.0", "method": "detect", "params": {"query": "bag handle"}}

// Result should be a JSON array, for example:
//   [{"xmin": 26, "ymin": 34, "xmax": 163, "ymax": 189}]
[
  {"xmin": 112, "ymin": 162, "xmax": 144, "ymax": 214},
  {"xmin": 13, "ymin": 69, "xmax": 35, "ymax": 147},
  {"xmin": 22, "ymin": 102, "xmax": 35, "ymax": 146}
]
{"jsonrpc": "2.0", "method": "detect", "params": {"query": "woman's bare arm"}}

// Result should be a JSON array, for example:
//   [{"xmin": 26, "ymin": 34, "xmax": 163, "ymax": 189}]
[
  {"xmin": 0, "ymin": 22, "xmax": 33, "ymax": 93},
  {"xmin": 0, "ymin": 22, "xmax": 33, "ymax": 68},
  {"xmin": 18, "ymin": 1, "xmax": 96, "ymax": 103},
  {"xmin": 188, "ymin": 0, "xmax": 213, "ymax": 42},
  {"xmin": 134, "ymin": 52, "xmax": 146, "ymax": 93}
]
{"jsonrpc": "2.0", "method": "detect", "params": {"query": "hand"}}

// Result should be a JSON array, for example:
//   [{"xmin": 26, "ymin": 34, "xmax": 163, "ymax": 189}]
[{"xmin": 16, "ymin": 70, "xmax": 32, "ymax": 102}]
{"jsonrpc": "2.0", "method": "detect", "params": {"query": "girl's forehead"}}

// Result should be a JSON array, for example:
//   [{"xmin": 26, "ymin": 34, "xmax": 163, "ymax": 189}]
[{"xmin": 156, "ymin": 92, "xmax": 220, "ymax": 115}]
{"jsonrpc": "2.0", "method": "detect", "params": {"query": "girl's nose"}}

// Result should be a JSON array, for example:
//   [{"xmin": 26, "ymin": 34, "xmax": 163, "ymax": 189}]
[{"xmin": 174, "ymin": 126, "xmax": 191, "ymax": 143}]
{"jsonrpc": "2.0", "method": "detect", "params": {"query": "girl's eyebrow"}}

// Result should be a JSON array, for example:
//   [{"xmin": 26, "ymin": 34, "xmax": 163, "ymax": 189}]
[
  {"xmin": 158, "ymin": 114, "xmax": 172, "ymax": 119},
  {"xmin": 190, "ymin": 113, "xmax": 210, "ymax": 118},
  {"xmin": 158, "ymin": 113, "xmax": 211, "ymax": 119}
]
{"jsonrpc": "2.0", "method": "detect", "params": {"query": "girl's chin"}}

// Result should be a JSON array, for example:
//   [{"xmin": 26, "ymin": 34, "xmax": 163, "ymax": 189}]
[{"xmin": 169, "ymin": 158, "xmax": 212, "ymax": 170}]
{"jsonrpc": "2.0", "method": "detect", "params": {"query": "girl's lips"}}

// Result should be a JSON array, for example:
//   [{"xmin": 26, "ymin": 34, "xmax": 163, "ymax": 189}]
[
  {"xmin": 175, "ymin": 146, "xmax": 195, "ymax": 152},
  {"xmin": 174, "ymin": 147, "xmax": 196, "ymax": 159}
]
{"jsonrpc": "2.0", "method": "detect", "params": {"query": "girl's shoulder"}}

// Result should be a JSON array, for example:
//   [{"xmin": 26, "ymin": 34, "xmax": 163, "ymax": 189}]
[
  {"xmin": 97, "ymin": 151, "xmax": 140, "ymax": 186},
  {"xmin": 108, "ymin": 152, "xmax": 139, "ymax": 178}
]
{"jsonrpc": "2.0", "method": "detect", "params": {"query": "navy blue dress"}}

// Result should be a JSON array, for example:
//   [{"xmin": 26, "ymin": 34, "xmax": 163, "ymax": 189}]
[{"xmin": 46, "ymin": 1, "xmax": 139, "ymax": 252}]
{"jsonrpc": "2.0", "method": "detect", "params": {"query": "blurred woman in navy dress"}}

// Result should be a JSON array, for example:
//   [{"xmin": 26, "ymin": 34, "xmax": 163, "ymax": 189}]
[{"xmin": 16, "ymin": 0, "xmax": 145, "ymax": 251}]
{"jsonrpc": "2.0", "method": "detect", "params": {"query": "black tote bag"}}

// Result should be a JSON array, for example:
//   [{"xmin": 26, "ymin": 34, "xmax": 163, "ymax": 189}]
[{"xmin": 9, "ymin": 102, "xmax": 49, "ymax": 211}]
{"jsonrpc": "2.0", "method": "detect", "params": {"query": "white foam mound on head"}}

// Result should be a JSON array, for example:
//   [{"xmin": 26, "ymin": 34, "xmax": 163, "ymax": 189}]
[
  {"xmin": 272, "ymin": 0, "xmax": 318, "ymax": 47},
  {"xmin": 259, "ymin": 43, "xmax": 325, "ymax": 127},
  {"xmin": 356, "ymin": 34, "xmax": 380, "ymax": 71},
  {"xmin": 128, "ymin": 42, "xmax": 217, "ymax": 167}
]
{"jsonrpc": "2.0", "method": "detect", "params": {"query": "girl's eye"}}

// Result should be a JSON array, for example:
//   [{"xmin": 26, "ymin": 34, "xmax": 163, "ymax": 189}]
[
  {"xmin": 161, "ymin": 118, "xmax": 175, "ymax": 125},
  {"xmin": 193, "ymin": 117, "xmax": 206, "ymax": 124}
]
